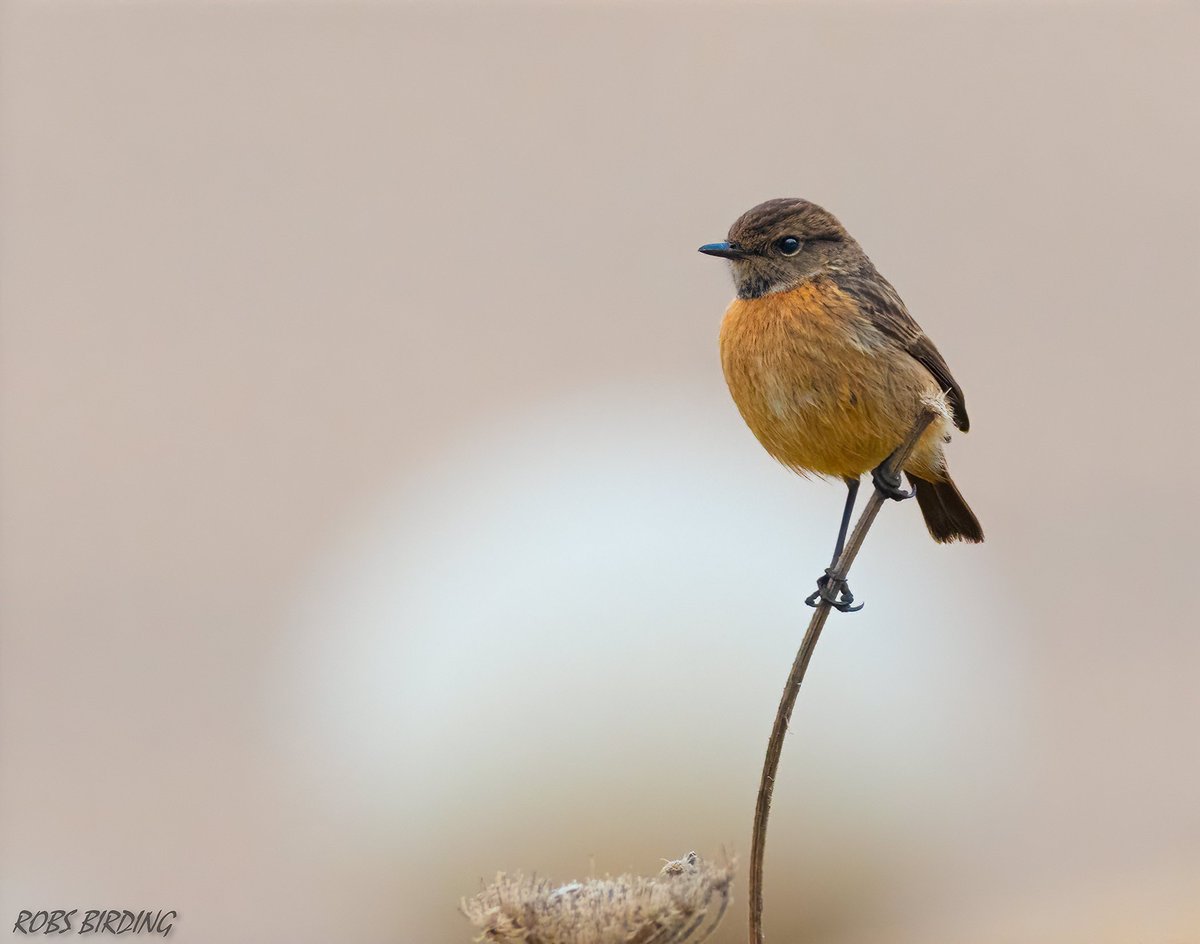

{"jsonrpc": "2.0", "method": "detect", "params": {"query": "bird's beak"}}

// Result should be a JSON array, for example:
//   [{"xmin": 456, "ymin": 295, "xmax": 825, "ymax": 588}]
[{"xmin": 698, "ymin": 241, "xmax": 748, "ymax": 259}]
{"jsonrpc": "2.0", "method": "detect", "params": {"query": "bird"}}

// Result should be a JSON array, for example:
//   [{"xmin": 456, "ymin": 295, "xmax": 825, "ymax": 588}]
[{"xmin": 699, "ymin": 197, "xmax": 982, "ymax": 611}]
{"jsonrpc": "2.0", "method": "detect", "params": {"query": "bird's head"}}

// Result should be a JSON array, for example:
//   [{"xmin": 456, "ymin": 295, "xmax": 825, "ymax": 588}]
[{"xmin": 699, "ymin": 198, "xmax": 860, "ymax": 299}]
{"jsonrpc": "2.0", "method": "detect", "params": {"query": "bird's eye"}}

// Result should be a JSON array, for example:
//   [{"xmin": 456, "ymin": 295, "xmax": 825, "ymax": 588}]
[{"xmin": 776, "ymin": 236, "xmax": 802, "ymax": 256}]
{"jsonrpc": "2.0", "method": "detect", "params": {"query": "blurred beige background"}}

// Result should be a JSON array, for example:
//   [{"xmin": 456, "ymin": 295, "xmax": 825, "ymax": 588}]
[{"xmin": 1, "ymin": 1, "xmax": 1197, "ymax": 942}]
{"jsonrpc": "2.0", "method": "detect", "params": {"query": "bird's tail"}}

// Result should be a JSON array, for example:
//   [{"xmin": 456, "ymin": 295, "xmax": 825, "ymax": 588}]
[{"xmin": 909, "ymin": 475, "xmax": 984, "ymax": 544}]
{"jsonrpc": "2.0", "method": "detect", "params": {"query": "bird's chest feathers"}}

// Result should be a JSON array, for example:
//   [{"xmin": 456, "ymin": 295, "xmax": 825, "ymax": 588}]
[
  {"xmin": 718, "ymin": 279, "xmax": 890, "ymax": 474},
  {"xmin": 720, "ymin": 280, "xmax": 883, "ymax": 413}
]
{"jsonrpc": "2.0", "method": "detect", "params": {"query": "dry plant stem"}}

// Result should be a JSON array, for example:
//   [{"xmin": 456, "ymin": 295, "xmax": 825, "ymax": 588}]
[{"xmin": 747, "ymin": 407, "xmax": 938, "ymax": 944}]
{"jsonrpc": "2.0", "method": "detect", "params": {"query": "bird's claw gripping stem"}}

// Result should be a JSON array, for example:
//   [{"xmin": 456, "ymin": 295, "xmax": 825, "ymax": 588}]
[
  {"xmin": 871, "ymin": 463, "xmax": 915, "ymax": 501},
  {"xmin": 805, "ymin": 568, "xmax": 863, "ymax": 613}
]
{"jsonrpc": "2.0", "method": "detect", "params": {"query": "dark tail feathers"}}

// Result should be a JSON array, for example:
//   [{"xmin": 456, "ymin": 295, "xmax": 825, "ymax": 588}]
[{"xmin": 910, "ymin": 476, "xmax": 984, "ymax": 544}]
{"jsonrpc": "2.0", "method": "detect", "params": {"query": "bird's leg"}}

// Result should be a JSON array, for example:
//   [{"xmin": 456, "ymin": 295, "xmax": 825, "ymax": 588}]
[
  {"xmin": 871, "ymin": 451, "xmax": 916, "ymax": 501},
  {"xmin": 805, "ymin": 478, "xmax": 863, "ymax": 613},
  {"xmin": 829, "ymin": 476, "xmax": 859, "ymax": 566}
]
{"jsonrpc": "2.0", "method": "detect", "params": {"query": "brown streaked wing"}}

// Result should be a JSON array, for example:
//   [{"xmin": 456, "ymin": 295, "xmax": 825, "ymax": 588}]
[{"xmin": 831, "ymin": 270, "xmax": 970, "ymax": 431}]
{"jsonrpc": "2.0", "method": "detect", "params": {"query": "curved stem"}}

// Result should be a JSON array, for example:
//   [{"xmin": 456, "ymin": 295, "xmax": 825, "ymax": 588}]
[{"xmin": 747, "ymin": 407, "xmax": 938, "ymax": 944}]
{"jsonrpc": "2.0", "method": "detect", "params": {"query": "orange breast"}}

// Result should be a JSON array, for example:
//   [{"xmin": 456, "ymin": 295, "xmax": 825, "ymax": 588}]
[{"xmin": 718, "ymin": 279, "xmax": 946, "ymax": 479}]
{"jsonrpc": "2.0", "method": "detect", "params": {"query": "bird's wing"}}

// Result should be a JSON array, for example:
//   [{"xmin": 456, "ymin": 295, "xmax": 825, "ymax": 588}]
[{"xmin": 832, "ymin": 270, "xmax": 970, "ymax": 432}]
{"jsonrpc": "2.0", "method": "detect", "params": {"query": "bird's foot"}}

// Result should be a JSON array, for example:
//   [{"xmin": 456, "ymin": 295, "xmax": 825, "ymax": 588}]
[
  {"xmin": 871, "ymin": 463, "xmax": 915, "ymax": 501},
  {"xmin": 805, "ymin": 568, "xmax": 863, "ymax": 613}
]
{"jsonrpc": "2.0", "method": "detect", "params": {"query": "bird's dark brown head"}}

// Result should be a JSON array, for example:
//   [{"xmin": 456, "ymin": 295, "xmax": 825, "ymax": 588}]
[{"xmin": 699, "ymin": 198, "xmax": 863, "ymax": 299}]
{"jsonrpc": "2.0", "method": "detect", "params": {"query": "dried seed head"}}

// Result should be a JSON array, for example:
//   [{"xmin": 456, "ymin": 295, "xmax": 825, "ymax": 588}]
[{"xmin": 461, "ymin": 852, "xmax": 734, "ymax": 944}]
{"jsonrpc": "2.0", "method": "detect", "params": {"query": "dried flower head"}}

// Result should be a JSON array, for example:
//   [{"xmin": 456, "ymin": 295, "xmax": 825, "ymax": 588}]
[{"xmin": 461, "ymin": 852, "xmax": 734, "ymax": 944}]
